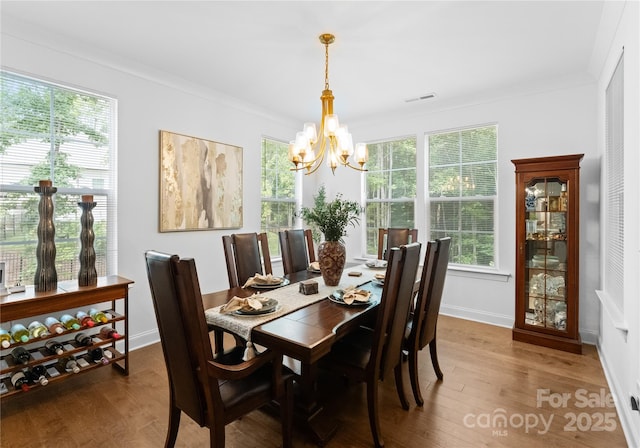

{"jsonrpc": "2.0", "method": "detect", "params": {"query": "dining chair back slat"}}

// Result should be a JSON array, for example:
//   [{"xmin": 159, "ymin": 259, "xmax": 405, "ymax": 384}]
[
  {"xmin": 222, "ymin": 232, "xmax": 272, "ymax": 288},
  {"xmin": 377, "ymin": 228, "xmax": 418, "ymax": 260},
  {"xmin": 279, "ymin": 229, "xmax": 315, "ymax": 274}
]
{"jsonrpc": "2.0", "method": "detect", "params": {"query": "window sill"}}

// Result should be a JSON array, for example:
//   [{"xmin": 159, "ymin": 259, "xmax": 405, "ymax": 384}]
[
  {"xmin": 447, "ymin": 265, "xmax": 511, "ymax": 282},
  {"xmin": 595, "ymin": 289, "xmax": 628, "ymax": 333},
  {"xmin": 355, "ymin": 258, "xmax": 511, "ymax": 282}
]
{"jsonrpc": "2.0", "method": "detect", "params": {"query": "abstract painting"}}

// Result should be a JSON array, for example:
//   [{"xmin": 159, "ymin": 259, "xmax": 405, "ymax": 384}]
[{"xmin": 159, "ymin": 130, "xmax": 243, "ymax": 231}]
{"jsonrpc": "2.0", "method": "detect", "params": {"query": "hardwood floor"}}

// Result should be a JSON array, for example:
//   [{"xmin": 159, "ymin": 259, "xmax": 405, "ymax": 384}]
[{"xmin": 1, "ymin": 316, "xmax": 628, "ymax": 447}]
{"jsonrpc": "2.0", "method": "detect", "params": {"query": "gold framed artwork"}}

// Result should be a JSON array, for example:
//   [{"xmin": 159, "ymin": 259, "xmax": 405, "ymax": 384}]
[{"xmin": 159, "ymin": 130, "xmax": 243, "ymax": 232}]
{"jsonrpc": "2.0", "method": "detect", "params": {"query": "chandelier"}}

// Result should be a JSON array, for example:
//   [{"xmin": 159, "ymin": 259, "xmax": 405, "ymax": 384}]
[{"xmin": 288, "ymin": 33, "xmax": 368, "ymax": 175}]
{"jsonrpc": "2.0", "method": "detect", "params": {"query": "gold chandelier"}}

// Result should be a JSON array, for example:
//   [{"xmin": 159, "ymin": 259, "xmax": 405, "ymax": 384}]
[{"xmin": 288, "ymin": 33, "xmax": 368, "ymax": 175}]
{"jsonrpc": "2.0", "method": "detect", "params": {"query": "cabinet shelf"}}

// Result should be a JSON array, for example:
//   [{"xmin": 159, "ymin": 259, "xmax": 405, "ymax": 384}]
[
  {"xmin": 0, "ymin": 276, "xmax": 133, "ymax": 398},
  {"xmin": 512, "ymin": 154, "xmax": 583, "ymax": 354}
]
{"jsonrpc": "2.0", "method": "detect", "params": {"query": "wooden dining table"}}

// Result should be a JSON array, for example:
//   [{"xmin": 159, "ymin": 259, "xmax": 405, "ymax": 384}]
[{"xmin": 201, "ymin": 266, "xmax": 384, "ymax": 445}]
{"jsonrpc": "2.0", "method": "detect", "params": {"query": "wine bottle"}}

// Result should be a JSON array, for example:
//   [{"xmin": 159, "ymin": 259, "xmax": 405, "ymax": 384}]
[
  {"xmin": 59, "ymin": 314, "xmax": 81, "ymax": 330},
  {"xmin": 44, "ymin": 316, "xmax": 65, "ymax": 334},
  {"xmin": 28, "ymin": 320, "xmax": 49, "ymax": 339},
  {"xmin": 74, "ymin": 332, "xmax": 93, "ymax": 347},
  {"xmin": 10, "ymin": 370, "xmax": 29, "ymax": 391},
  {"xmin": 76, "ymin": 311, "xmax": 95, "ymax": 328},
  {"xmin": 11, "ymin": 346, "xmax": 31, "ymax": 365},
  {"xmin": 88, "ymin": 347, "xmax": 109, "ymax": 365},
  {"xmin": 59, "ymin": 356, "xmax": 80, "ymax": 374},
  {"xmin": 10, "ymin": 323, "xmax": 29, "ymax": 343},
  {"xmin": 44, "ymin": 339, "xmax": 64, "ymax": 355},
  {"xmin": 0, "ymin": 328, "xmax": 11, "ymax": 348},
  {"xmin": 99, "ymin": 326, "xmax": 121, "ymax": 340},
  {"xmin": 89, "ymin": 308, "xmax": 108, "ymax": 324},
  {"xmin": 27, "ymin": 365, "xmax": 49, "ymax": 386}
]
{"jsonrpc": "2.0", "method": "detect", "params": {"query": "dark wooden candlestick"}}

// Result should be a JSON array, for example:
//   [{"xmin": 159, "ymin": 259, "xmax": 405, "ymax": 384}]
[
  {"xmin": 78, "ymin": 196, "xmax": 97, "ymax": 286},
  {"xmin": 34, "ymin": 180, "xmax": 57, "ymax": 292}
]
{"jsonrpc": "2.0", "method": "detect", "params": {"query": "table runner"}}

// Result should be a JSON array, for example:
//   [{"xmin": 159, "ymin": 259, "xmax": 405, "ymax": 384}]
[{"xmin": 205, "ymin": 264, "xmax": 380, "ymax": 359}]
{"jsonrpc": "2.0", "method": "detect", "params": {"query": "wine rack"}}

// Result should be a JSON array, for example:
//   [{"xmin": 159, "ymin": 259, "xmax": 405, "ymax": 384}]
[{"xmin": 0, "ymin": 276, "xmax": 133, "ymax": 398}]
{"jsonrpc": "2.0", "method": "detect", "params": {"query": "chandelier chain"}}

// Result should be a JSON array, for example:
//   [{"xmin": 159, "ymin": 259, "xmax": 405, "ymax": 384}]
[{"xmin": 324, "ymin": 41, "xmax": 330, "ymax": 90}]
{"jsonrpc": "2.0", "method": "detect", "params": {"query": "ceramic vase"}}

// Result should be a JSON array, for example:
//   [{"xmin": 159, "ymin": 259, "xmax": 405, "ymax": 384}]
[
  {"xmin": 78, "ymin": 198, "xmax": 97, "ymax": 286},
  {"xmin": 317, "ymin": 240, "xmax": 346, "ymax": 287},
  {"xmin": 34, "ymin": 181, "xmax": 57, "ymax": 292}
]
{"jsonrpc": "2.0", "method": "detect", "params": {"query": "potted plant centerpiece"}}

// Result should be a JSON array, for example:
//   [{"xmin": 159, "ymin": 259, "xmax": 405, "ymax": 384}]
[{"xmin": 299, "ymin": 186, "xmax": 361, "ymax": 286}]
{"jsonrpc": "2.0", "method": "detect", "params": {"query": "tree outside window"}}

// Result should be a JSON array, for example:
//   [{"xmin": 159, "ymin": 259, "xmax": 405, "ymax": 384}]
[
  {"xmin": 260, "ymin": 138, "xmax": 298, "ymax": 257},
  {"xmin": 364, "ymin": 137, "xmax": 417, "ymax": 256},
  {"xmin": 428, "ymin": 125, "xmax": 497, "ymax": 267}
]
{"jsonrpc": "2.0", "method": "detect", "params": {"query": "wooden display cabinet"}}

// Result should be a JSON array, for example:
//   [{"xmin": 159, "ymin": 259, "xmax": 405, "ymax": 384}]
[
  {"xmin": 512, "ymin": 154, "xmax": 583, "ymax": 353},
  {"xmin": 0, "ymin": 276, "xmax": 133, "ymax": 398}
]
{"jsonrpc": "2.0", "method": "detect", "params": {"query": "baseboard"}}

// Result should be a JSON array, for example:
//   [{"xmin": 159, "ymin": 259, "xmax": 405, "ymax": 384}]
[
  {"xmin": 440, "ymin": 304, "xmax": 513, "ymax": 328},
  {"xmin": 597, "ymin": 341, "xmax": 640, "ymax": 448},
  {"xmin": 129, "ymin": 328, "xmax": 160, "ymax": 351}
]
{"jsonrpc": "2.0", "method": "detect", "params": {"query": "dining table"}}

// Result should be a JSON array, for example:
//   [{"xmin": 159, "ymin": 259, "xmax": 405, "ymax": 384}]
[{"xmin": 201, "ymin": 263, "xmax": 388, "ymax": 445}]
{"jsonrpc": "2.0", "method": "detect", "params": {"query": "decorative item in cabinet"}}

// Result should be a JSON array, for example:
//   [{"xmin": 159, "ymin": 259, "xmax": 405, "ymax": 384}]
[
  {"xmin": 0, "ymin": 276, "xmax": 133, "ymax": 398},
  {"xmin": 512, "ymin": 154, "xmax": 583, "ymax": 354}
]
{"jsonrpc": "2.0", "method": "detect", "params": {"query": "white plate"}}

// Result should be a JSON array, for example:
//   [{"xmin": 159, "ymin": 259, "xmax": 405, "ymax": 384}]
[
  {"xmin": 234, "ymin": 305, "xmax": 281, "ymax": 317},
  {"xmin": 328, "ymin": 290, "xmax": 372, "ymax": 306},
  {"xmin": 365, "ymin": 260, "xmax": 387, "ymax": 269},
  {"xmin": 250, "ymin": 278, "xmax": 290, "ymax": 289},
  {"xmin": 234, "ymin": 298, "xmax": 279, "ymax": 315}
]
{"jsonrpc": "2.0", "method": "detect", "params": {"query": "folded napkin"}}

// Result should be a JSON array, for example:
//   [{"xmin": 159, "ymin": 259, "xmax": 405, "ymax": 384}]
[
  {"xmin": 219, "ymin": 295, "xmax": 272, "ymax": 314},
  {"xmin": 309, "ymin": 261, "xmax": 321, "ymax": 271},
  {"xmin": 342, "ymin": 287, "xmax": 371, "ymax": 305},
  {"xmin": 243, "ymin": 273, "xmax": 282, "ymax": 288}
]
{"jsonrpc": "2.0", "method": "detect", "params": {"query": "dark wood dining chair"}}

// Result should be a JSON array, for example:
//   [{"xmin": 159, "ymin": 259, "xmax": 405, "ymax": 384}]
[
  {"xmin": 222, "ymin": 232, "xmax": 273, "ymax": 288},
  {"xmin": 144, "ymin": 250, "xmax": 293, "ymax": 448},
  {"xmin": 321, "ymin": 242, "xmax": 422, "ymax": 448},
  {"xmin": 278, "ymin": 228, "xmax": 316, "ymax": 275},
  {"xmin": 402, "ymin": 237, "xmax": 450, "ymax": 406},
  {"xmin": 377, "ymin": 228, "xmax": 418, "ymax": 260}
]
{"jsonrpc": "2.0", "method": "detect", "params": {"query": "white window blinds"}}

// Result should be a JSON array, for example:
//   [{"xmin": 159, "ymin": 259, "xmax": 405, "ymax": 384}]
[{"xmin": 604, "ymin": 53, "xmax": 624, "ymax": 311}]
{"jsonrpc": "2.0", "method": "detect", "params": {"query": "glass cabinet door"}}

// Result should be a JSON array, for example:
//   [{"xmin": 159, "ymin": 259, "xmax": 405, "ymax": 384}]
[{"xmin": 523, "ymin": 177, "xmax": 568, "ymax": 331}]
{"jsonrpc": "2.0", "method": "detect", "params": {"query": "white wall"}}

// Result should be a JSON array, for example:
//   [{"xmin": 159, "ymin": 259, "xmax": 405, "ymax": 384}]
[{"xmin": 594, "ymin": 2, "xmax": 640, "ymax": 447}]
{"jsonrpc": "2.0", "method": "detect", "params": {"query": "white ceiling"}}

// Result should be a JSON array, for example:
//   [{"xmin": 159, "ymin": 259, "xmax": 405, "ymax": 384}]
[{"xmin": 1, "ymin": 1, "xmax": 606, "ymax": 124}]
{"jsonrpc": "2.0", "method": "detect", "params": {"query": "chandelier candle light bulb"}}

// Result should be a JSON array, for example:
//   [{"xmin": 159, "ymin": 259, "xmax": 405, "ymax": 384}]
[{"xmin": 288, "ymin": 33, "xmax": 368, "ymax": 175}]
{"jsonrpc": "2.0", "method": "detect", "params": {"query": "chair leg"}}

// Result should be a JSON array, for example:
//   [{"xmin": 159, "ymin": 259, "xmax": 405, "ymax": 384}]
[
  {"xmin": 408, "ymin": 348, "xmax": 424, "ymax": 407},
  {"xmin": 394, "ymin": 362, "xmax": 410, "ymax": 410},
  {"xmin": 210, "ymin": 423, "xmax": 225, "ymax": 448},
  {"xmin": 281, "ymin": 377, "xmax": 294, "ymax": 448},
  {"xmin": 165, "ymin": 404, "xmax": 181, "ymax": 448},
  {"xmin": 429, "ymin": 339, "xmax": 444, "ymax": 381},
  {"xmin": 366, "ymin": 380, "xmax": 385, "ymax": 448}
]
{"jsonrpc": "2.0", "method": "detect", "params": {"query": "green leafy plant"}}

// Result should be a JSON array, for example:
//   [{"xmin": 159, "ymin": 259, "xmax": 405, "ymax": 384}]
[{"xmin": 299, "ymin": 186, "xmax": 361, "ymax": 242}]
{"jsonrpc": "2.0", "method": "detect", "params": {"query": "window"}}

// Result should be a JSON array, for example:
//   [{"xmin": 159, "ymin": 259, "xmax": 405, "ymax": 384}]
[
  {"xmin": 364, "ymin": 137, "xmax": 417, "ymax": 256},
  {"xmin": 604, "ymin": 53, "xmax": 624, "ymax": 311},
  {"xmin": 0, "ymin": 71, "xmax": 117, "ymax": 286},
  {"xmin": 260, "ymin": 137, "xmax": 298, "ymax": 257},
  {"xmin": 427, "ymin": 124, "xmax": 497, "ymax": 267}
]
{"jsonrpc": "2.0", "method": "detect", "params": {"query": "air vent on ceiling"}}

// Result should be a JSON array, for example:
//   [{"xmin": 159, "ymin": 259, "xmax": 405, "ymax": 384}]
[{"xmin": 404, "ymin": 93, "xmax": 437, "ymax": 103}]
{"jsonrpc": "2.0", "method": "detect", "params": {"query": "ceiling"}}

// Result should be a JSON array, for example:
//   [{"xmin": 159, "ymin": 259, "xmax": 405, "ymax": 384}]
[{"xmin": 1, "ymin": 1, "xmax": 606, "ymax": 124}]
